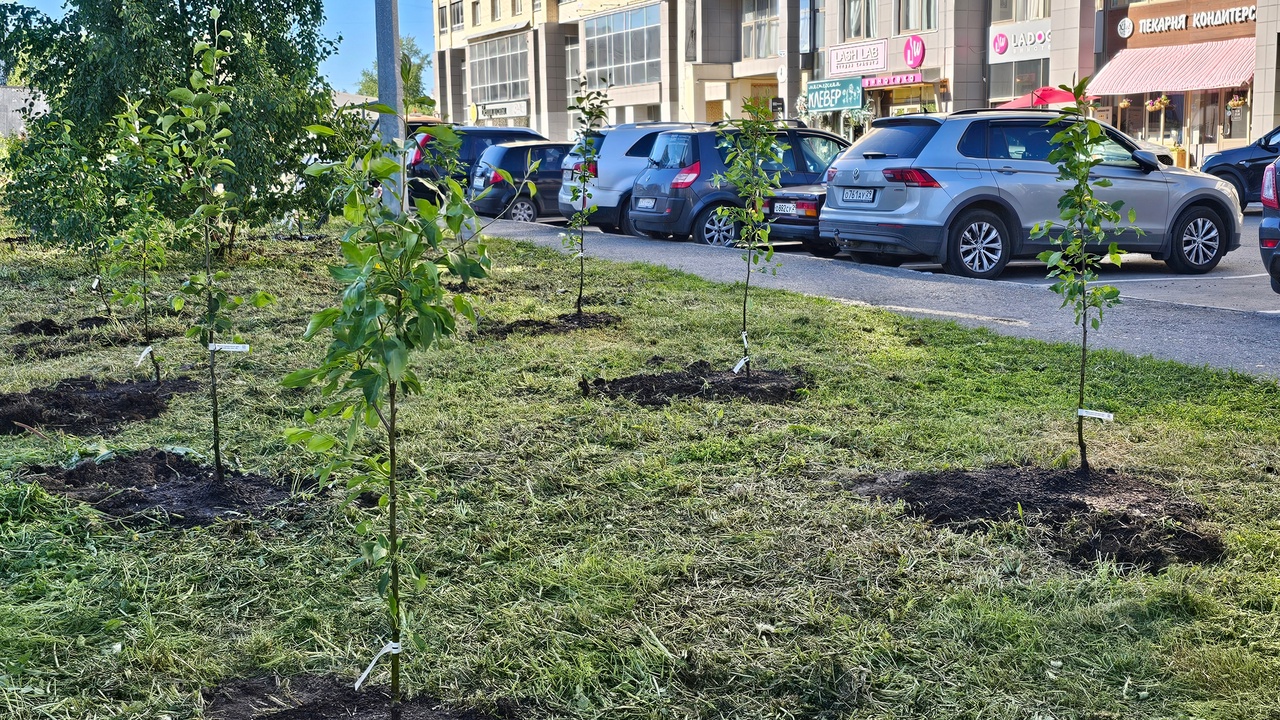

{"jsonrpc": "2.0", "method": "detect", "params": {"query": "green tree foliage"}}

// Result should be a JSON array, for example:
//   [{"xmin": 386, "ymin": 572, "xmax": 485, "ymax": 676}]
[
  {"xmin": 356, "ymin": 35, "xmax": 435, "ymax": 115},
  {"xmin": 284, "ymin": 109, "xmax": 484, "ymax": 707},
  {"xmin": 713, "ymin": 97, "xmax": 783, "ymax": 376},
  {"xmin": 0, "ymin": 0, "xmax": 336, "ymax": 229},
  {"xmin": 1031, "ymin": 77, "xmax": 1132, "ymax": 475}
]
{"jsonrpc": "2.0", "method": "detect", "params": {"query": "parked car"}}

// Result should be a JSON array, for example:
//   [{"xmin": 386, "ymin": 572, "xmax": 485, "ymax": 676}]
[
  {"xmin": 408, "ymin": 125, "xmax": 547, "ymax": 200},
  {"xmin": 630, "ymin": 124, "xmax": 850, "ymax": 245},
  {"xmin": 821, "ymin": 109, "xmax": 1242, "ymax": 279},
  {"xmin": 1200, "ymin": 124, "xmax": 1280, "ymax": 208},
  {"xmin": 468, "ymin": 141, "xmax": 573, "ymax": 221},
  {"xmin": 1258, "ymin": 160, "xmax": 1280, "ymax": 293},
  {"xmin": 557, "ymin": 122, "xmax": 706, "ymax": 235}
]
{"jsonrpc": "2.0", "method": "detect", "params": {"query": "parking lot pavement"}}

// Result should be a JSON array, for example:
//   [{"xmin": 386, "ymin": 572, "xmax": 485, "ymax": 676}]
[{"xmin": 485, "ymin": 219, "xmax": 1280, "ymax": 379}]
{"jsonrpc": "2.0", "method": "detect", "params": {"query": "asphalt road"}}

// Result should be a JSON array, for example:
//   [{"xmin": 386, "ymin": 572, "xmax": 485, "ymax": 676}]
[{"xmin": 486, "ymin": 213, "xmax": 1280, "ymax": 379}]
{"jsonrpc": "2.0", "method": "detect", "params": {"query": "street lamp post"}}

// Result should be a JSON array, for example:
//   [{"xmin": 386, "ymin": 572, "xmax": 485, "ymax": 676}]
[{"xmin": 375, "ymin": 0, "xmax": 405, "ymax": 213}]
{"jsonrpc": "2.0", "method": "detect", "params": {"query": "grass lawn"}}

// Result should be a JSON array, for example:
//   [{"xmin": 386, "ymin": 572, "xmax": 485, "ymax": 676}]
[{"xmin": 2, "ymin": 229, "xmax": 1279, "ymax": 720}]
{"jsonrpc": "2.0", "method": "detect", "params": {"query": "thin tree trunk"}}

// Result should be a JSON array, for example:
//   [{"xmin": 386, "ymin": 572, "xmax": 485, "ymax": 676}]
[
  {"xmin": 1077, "ymin": 249, "xmax": 1089, "ymax": 475},
  {"xmin": 204, "ymin": 223, "xmax": 224, "ymax": 484},
  {"xmin": 388, "ymin": 380, "xmax": 401, "ymax": 706},
  {"xmin": 142, "ymin": 232, "xmax": 161, "ymax": 384},
  {"xmin": 741, "ymin": 219, "xmax": 753, "ymax": 377}
]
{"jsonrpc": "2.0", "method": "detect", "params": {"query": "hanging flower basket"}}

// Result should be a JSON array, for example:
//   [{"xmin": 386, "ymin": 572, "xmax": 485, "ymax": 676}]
[
  {"xmin": 1146, "ymin": 95, "xmax": 1170, "ymax": 112},
  {"xmin": 1228, "ymin": 94, "xmax": 1247, "ymax": 109},
  {"xmin": 1118, "ymin": 98, "xmax": 1131, "ymax": 110}
]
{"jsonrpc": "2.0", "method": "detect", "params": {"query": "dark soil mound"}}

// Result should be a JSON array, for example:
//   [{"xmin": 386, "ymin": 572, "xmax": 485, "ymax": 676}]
[
  {"xmin": 76, "ymin": 316, "xmax": 111, "ymax": 330},
  {"xmin": 32, "ymin": 449, "xmax": 295, "ymax": 528},
  {"xmin": 205, "ymin": 675, "xmax": 498, "ymax": 720},
  {"xmin": 2, "ymin": 235, "xmax": 30, "ymax": 245},
  {"xmin": 485, "ymin": 311, "xmax": 620, "ymax": 339},
  {"xmin": 0, "ymin": 376, "xmax": 197, "ymax": 436},
  {"xmin": 849, "ymin": 467, "xmax": 1223, "ymax": 571},
  {"xmin": 584, "ymin": 360, "xmax": 807, "ymax": 406},
  {"xmin": 12, "ymin": 318, "xmax": 69, "ymax": 336}
]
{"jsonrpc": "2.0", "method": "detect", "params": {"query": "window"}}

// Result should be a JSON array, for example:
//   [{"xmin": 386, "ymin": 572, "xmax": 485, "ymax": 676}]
[
  {"xmin": 491, "ymin": 0, "xmax": 502, "ymax": 20},
  {"xmin": 845, "ymin": 0, "xmax": 875, "ymax": 40},
  {"xmin": 898, "ymin": 0, "xmax": 936, "ymax": 32},
  {"xmin": 451, "ymin": 0, "xmax": 464, "ymax": 28},
  {"xmin": 847, "ymin": 119, "xmax": 940, "ymax": 158},
  {"xmin": 471, "ymin": 34, "xmax": 529, "ymax": 104},
  {"xmin": 650, "ymin": 134, "xmax": 695, "ymax": 168},
  {"xmin": 798, "ymin": 134, "xmax": 845, "ymax": 172},
  {"xmin": 438, "ymin": 4, "xmax": 448, "ymax": 32},
  {"xmin": 472, "ymin": 0, "xmax": 480, "ymax": 23},
  {"xmin": 583, "ymin": 4, "xmax": 662, "ymax": 89},
  {"xmin": 513, "ymin": 0, "xmax": 522, "ymax": 15},
  {"xmin": 715, "ymin": 132, "xmax": 798, "ymax": 172},
  {"xmin": 565, "ymin": 36, "xmax": 580, "ymax": 90},
  {"xmin": 992, "ymin": 0, "xmax": 1048, "ymax": 23},
  {"xmin": 742, "ymin": 0, "xmax": 780, "ymax": 59},
  {"xmin": 988, "ymin": 58, "xmax": 1048, "ymax": 100},
  {"xmin": 987, "ymin": 122, "xmax": 1057, "ymax": 161},
  {"xmin": 958, "ymin": 122, "xmax": 987, "ymax": 157}
]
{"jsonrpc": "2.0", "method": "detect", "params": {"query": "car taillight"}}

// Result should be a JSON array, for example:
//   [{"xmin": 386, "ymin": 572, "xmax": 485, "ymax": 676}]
[
  {"xmin": 826, "ymin": 167, "xmax": 837, "ymax": 183},
  {"xmin": 490, "ymin": 170, "xmax": 503, "ymax": 185},
  {"xmin": 1263, "ymin": 238, "xmax": 1279, "ymax": 249},
  {"xmin": 1262, "ymin": 164, "xmax": 1278, "ymax": 209},
  {"xmin": 796, "ymin": 200, "xmax": 819, "ymax": 217},
  {"xmin": 412, "ymin": 135, "xmax": 432, "ymax": 166},
  {"xmin": 671, "ymin": 161, "xmax": 701, "ymax": 189},
  {"xmin": 573, "ymin": 161, "xmax": 597, "ymax": 176},
  {"xmin": 882, "ymin": 168, "xmax": 941, "ymax": 188}
]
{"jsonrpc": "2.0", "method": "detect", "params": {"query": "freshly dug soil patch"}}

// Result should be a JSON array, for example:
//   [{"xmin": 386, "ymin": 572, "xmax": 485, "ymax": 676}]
[
  {"xmin": 485, "ymin": 311, "xmax": 620, "ymax": 339},
  {"xmin": 583, "ymin": 360, "xmax": 807, "ymax": 406},
  {"xmin": 849, "ymin": 467, "xmax": 1223, "ymax": 571},
  {"xmin": 0, "ymin": 377, "xmax": 197, "ymax": 436},
  {"xmin": 76, "ymin": 315, "xmax": 111, "ymax": 330},
  {"xmin": 205, "ymin": 675, "xmax": 498, "ymax": 720},
  {"xmin": 31, "ymin": 449, "xmax": 295, "ymax": 528},
  {"xmin": 12, "ymin": 318, "xmax": 69, "ymax": 336}
]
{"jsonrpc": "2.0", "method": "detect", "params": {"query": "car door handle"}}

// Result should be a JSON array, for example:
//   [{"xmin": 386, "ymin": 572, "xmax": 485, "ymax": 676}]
[{"xmin": 998, "ymin": 166, "xmax": 1016, "ymax": 175}]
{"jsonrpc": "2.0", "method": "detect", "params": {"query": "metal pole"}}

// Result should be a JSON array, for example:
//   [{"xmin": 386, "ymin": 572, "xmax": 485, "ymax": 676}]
[{"xmin": 375, "ymin": 0, "xmax": 404, "ymax": 212}]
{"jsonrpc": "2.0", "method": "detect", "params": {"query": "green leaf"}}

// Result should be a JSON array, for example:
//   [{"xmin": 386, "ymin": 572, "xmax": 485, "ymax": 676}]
[
  {"xmin": 305, "ymin": 124, "xmax": 336, "ymax": 137},
  {"xmin": 167, "ymin": 88, "xmax": 196, "ymax": 105}
]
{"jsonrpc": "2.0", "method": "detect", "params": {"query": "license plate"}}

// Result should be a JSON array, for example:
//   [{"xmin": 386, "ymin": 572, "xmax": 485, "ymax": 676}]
[
  {"xmin": 637, "ymin": 197, "xmax": 656, "ymax": 209},
  {"xmin": 842, "ymin": 188, "xmax": 875, "ymax": 203},
  {"xmin": 562, "ymin": 170, "xmax": 574, "ymax": 183},
  {"xmin": 472, "ymin": 176, "xmax": 484, "ymax": 188},
  {"xmin": 773, "ymin": 202, "xmax": 797, "ymax": 215}
]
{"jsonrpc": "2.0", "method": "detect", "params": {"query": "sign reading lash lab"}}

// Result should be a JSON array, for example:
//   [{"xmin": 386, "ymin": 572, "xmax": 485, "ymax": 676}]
[
  {"xmin": 828, "ymin": 39, "xmax": 887, "ymax": 78},
  {"xmin": 1118, "ymin": 0, "xmax": 1257, "ymax": 48},
  {"xmin": 987, "ymin": 19, "xmax": 1052, "ymax": 63}
]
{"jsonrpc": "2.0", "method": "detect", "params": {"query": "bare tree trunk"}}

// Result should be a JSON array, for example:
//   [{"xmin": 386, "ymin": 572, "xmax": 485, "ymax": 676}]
[{"xmin": 387, "ymin": 380, "xmax": 401, "ymax": 707}]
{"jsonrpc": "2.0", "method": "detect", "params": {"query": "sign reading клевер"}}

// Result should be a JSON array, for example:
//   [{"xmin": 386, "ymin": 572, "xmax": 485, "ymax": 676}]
[{"xmin": 806, "ymin": 77, "xmax": 864, "ymax": 113}]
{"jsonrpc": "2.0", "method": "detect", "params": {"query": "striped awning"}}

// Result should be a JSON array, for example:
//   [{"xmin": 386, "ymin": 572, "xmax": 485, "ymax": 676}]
[{"xmin": 1088, "ymin": 37, "xmax": 1255, "ymax": 95}]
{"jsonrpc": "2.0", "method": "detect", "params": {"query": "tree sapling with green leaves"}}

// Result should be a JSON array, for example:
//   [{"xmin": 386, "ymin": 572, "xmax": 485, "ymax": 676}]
[
  {"xmin": 564, "ymin": 79, "xmax": 611, "ymax": 317},
  {"xmin": 161, "ymin": 10, "xmax": 274, "ymax": 484},
  {"xmin": 712, "ymin": 97, "xmax": 784, "ymax": 375},
  {"xmin": 1031, "ymin": 77, "xmax": 1134, "ymax": 475},
  {"xmin": 284, "ymin": 103, "xmax": 483, "ymax": 707}
]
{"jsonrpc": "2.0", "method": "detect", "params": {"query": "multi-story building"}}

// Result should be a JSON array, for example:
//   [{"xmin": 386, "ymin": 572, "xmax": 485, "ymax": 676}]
[{"xmin": 432, "ymin": 0, "xmax": 1105, "ymax": 139}]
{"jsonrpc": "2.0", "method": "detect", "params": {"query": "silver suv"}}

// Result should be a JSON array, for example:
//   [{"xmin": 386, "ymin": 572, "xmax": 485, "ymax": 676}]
[
  {"xmin": 821, "ymin": 109, "xmax": 1242, "ymax": 279},
  {"xmin": 558, "ymin": 122, "xmax": 705, "ymax": 235}
]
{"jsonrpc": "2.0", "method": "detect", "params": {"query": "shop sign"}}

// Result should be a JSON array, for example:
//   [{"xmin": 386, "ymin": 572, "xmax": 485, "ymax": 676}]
[
  {"xmin": 829, "ymin": 39, "xmax": 887, "ymax": 78},
  {"xmin": 862, "ymin": 73, "xmax": 923, "ymax": 88},
  {"xmin": 1118, "ymin": 3, "xmax": 1255, "ymax": 37},
  {"xmin": 903, "ymin": 35, "xmax": 926, "ymax": 69},
  {"xmin": 482, "ymin": 101, "xmax": 528, "ymax": 118},
  {"xmin": 806, "ymin": 77, "xmax": 864, "ymax": 112},
  {"xmin": 987, "ymin": 19, "xmax": 1052, "ymax": 63}
]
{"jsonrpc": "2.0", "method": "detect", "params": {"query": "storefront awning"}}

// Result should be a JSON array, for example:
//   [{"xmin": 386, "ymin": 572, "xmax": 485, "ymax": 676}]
[{"xmin": 1089, "ymin": 37, "xmax": 1255, "ymax": 96}]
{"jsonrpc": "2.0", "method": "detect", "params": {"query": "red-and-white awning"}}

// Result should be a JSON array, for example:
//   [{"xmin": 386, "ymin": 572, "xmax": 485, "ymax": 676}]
[{"xmin": 1088, "ymin": 37, "xmax": 1256, "ymax": 96}]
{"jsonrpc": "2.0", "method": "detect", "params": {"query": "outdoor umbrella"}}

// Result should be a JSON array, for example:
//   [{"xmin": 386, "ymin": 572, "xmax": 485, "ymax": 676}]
[{"xmin": 997, "ymin": 86, "xmax": 1094, "ymax": 108}]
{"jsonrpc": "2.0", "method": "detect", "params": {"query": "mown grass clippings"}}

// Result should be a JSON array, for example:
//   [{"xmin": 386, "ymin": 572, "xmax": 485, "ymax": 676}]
[{"xmin": 1, "ymin": 228, "xmax": 1279, "ymax": 719}]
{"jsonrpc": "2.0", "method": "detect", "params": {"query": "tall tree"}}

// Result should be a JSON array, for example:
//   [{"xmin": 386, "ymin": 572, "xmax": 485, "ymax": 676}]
[
  {"xmin": 356, "ymin": 35, "xmax": 433, "ymax": 114},
  {"xmin": 0, "ymin": 0, "xmax": 337, "ymax": 231}
]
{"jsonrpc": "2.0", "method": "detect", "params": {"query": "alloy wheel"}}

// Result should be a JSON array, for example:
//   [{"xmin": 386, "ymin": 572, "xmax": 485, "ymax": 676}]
[
  {"xmin": 1180, "ymin": 217, "xmax": 1220, "ymax": 268},
  {"xmin": 510, "ymin": 199, "xmax": 537, "ymax": 223},
  {"xmin": 958, "ymin": 221, "xmax": 1003, "ymax": 274},
  {"xmin": 700, "ymin": 212, "xmax": 738, "ymax": 246}
]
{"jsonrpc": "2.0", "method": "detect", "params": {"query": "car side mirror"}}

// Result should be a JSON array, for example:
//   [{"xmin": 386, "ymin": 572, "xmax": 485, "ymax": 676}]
[{"xmin": 1132, "ymin": 149, "xmax": 1161, "ymax": 173}]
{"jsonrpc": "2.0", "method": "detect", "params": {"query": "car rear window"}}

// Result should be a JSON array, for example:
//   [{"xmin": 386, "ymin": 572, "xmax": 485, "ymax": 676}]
[
  {"xmin": 849, "ymin": 119, "xmax": 941, "ymax": 159},
  {"xmin": 571, "ymin": 131, "xmax": 609, "ymax": 158},
  {"xmin": 649, "ymin": 134, "xmax": 696, "ymax": 169},
  {"xmin": 625, "ymin": 131, "xmax": 663, "ymax": 158}
]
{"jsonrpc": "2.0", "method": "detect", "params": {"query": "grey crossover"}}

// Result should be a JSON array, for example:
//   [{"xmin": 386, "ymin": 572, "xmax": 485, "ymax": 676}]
[{"xmin": 821, "ymin": 109, "xmax": 1242, "ymax": 279}]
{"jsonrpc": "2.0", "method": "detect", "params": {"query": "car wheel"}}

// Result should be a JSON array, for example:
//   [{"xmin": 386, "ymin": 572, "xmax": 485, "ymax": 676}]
[
  {"xmin": 1164, "ymin": 206, "xmax": 1226, "ymax": 274},
  {"xmin": 619, "ymin": 203, "xmax": 639, "ymax": 237},
  {"xmin": 943, "ymin": 209, "xmax": 1011, "ymax": 279},
  {"xmin": 507, "ymin": 196, "xmax": 538, "ymax": 223},
  {"xmin": 693, "ymin": 206, "xmax": 740, "ymax": 246},
  {"xmin": 802, "ymin": 241, "xmax": 840, "ymax": 258},
  {"xmin": 848, "ymin": 251, "xmax": 905, "ymax": 267}
]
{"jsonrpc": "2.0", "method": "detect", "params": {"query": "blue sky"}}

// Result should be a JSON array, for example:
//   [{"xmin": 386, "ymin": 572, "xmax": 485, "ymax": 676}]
[{"xmin": 11, "ymin": 0, "xmax": 435, "ymax": 94}]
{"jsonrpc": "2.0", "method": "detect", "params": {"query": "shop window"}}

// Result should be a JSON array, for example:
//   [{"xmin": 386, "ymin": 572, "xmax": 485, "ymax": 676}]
[
  {"xmin": 742, "ymin": 0, "xmax": 780, "ymax": 60},
  {"xmin": 1224, "ymin": 90, "xmax": 1250, "ymax": 141},
  {"xmin": 991, "ymin": 0, "xmax": 1048, "ymax": 23},
  {"xmin": 898, "ymin": 0, "xmax": 936, "ymax": 33},
  {"xmin": 988, "ymin": 58, "xmax": 1047, "ymax": 101},
  {"xmin": 845, "ymin": 0, "xmax": 875, "ymax": 40},
  {"xmin": 1190, "ymin": 91, "xmax": 1220, "ymax": 145},
  {"xmin": 1146, "ymin": 93, "xmax": 1184, "ymax": 144}
]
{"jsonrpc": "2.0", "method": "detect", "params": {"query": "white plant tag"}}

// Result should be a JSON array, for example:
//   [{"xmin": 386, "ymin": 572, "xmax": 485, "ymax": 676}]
[
  {"xmin": 91, "ymin": 277, "xmax": 100, "ymax": 290},
  {"xmin": 135, "ymin": 345, "xmax": 153, "ymax": 367},
  {"xmin": 732, "ymin": 357, "xmax": 749, "ymax": 374},
  {"xmin": 208, "ymin": 343, "xmax": 250, "ymax": 353},
  {"xmin": 1077, "ymin": 409, "xmax": 1114, "ymax": 422}
]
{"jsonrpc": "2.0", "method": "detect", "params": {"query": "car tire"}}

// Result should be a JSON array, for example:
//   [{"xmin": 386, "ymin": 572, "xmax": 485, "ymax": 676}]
[
  {"xmin": 1164, "ymin": 206, "xmax": 1227, "ymax": 274},
  {"xmin": 619, "ymin": 202, "xmax": 639, "ymax": 237},
  {"xmin": 943, "ymin": 209, "xmax": 1011, "ymax": 279},
  {"xmin": 802, "ymin": 241, "xmax": 840, "ymax": 258},
  {"xmin": 693, "ymin": 205, "xmax": 740, "ymax": 247},
  {"xmin": 848, "ymin": 251, "xmax": 905, "ymax": 267},
  {"xmin": 507, "ymin": 196, "xmax": 538, "ymax": 223}
]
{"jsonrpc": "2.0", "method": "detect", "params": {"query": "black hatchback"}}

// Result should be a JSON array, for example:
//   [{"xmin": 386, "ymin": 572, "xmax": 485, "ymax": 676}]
[
  {"xmin": 1200, "ymin": 124, "xmax": 1280, "ymax": 208},
  {"xmin": 630, "ymin": 125, "xmax": 849, "ymax": 245},
  {"xmin": 408, "ymin": 125, "xmax": 547, "ymax": 200},
  {"xmin": 467, "ymin": 141, "xmax": 572, "ymax": 222}
]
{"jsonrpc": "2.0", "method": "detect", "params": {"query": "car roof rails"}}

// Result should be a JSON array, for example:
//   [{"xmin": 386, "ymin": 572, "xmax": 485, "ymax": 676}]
[
  {"xmin": 949, "ymin": 107, "xmax": 1083, "ymax": 116},
  {"xmin": 710, "ymin": 118, "xmax": 809, "ymax": 129}
]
